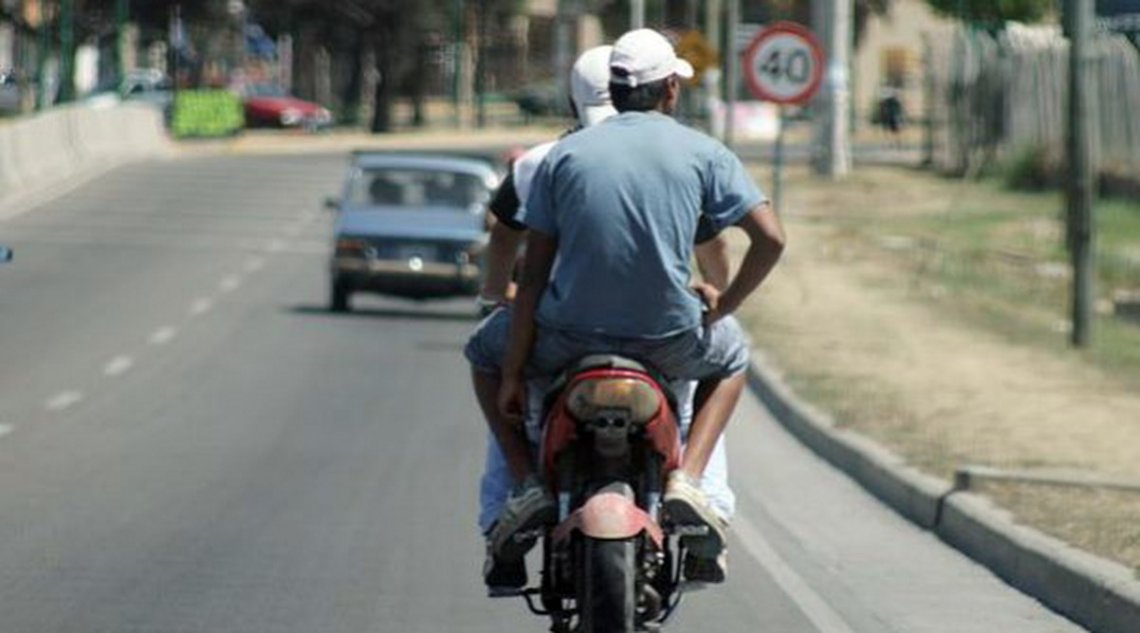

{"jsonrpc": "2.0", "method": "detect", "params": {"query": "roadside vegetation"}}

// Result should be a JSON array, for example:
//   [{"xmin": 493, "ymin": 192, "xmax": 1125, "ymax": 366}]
[
  {"xmin": 732, "ymin": 162, "xmax": 1140, "ymax": 575},
  {"xmin": 860, "ymin": 170, "xmax": 1140, "ymax": 381}
]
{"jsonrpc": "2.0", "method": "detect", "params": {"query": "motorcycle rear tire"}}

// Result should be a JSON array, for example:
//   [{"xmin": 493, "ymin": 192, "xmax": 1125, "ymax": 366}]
[{"xmin": 580, "ymin": 537, "xmax": 636, "ymax": 633}]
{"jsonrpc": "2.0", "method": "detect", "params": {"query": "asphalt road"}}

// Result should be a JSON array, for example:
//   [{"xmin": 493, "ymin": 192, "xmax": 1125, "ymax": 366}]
[{"xmin": 0, "ymin": 151, "xmax": 1085, "ymax": 633}]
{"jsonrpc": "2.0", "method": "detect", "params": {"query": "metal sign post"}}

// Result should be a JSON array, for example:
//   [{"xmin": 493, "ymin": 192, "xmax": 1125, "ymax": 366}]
[
  {"xmin": 772, "ymin": 105, "xmax": 786, "ymax": 216},
  {"xmin": 741, "ymin": 22, "xmax": 824, "ymax": 214}
]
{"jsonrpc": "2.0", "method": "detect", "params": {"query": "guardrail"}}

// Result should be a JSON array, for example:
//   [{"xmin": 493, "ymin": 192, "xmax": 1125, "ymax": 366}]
[{"xmin": 0, "ymin": 102, "xmax": 168, "ymax": 206}]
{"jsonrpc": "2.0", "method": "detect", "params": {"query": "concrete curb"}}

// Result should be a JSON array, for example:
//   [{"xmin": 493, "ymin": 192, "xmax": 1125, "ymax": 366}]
[
  {"xmin": 746, "ymin": 352, "xmax": 952, "ymax": 528},
  {"xmin": 747, "ymin": 351, "xmax": 1140, "ymax": 633}
]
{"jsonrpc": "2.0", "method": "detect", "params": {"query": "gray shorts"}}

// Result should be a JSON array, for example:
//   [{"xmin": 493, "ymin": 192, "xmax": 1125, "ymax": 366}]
[{"xmin": 463, "ymin": 307, "xmax": 750, "ymax": 382}]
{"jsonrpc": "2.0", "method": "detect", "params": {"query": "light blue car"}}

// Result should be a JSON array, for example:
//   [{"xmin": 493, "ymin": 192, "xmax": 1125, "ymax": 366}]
[{"xmin": 325, "ymin": 152, "xmax": 500, "ymax": 311}]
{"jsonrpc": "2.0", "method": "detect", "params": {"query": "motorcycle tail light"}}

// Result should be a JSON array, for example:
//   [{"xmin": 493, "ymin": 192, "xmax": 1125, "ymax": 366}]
[{"xmin": 565, "ymin": 378, "xmax": 660, "ymax": 423}]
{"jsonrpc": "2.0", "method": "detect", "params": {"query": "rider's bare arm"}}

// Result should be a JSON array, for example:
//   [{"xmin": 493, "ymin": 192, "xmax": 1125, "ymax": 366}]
[
  {"xmin": 499, "ymin": 229, "xmax": 558, "ymax": 420},
  {"xmin": 480, "ymin": 222, "xmax": 526, "ymax": 303},
  {"xmin": 694, "ymin": 233, "xmax": 730, "ymax": 292},
  {"xmin": 708, "ymin": 202, "xmax": 785, "ymax": 322}
]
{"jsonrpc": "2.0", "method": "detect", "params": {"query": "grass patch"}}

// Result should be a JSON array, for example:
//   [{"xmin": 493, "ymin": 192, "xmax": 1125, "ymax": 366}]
[
  {"xmin": 738, "ymin": 163, "xmax": 1140, "ymax": 572},
  {"xmin": 831, "ymin": 170, "xmax": 1140, "ymax": 383},
  {"xmin": 982, "ymin": 482, "xmax": 1140, "ymax": 575}
]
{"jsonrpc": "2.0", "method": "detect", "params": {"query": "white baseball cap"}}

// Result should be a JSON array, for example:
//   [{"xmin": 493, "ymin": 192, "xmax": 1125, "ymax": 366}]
[
  {"xmin": 570, "ymin": 45, "xmax": 618, "ymax": 127},
  {"xmin": 609, "ymin": 29, "xmax": 694, "ymax": 88}
]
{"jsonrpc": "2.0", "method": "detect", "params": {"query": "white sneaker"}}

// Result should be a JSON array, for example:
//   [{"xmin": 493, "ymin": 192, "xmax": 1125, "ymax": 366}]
[
  {"xmin": 487, "ymin": 475, "xmax": 557, "ymax": 561},
  {"xmin": 663, "ymin": 470, "xmax": 727, "ymax": 558}
]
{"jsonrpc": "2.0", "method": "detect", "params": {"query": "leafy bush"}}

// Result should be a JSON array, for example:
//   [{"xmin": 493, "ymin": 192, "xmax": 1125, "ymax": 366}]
[{"xmin": 1003, "ymin": 145, "xmax": 1058, "ymax": 192}]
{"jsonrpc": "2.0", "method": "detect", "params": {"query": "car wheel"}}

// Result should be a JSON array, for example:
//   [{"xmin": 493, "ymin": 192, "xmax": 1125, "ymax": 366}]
[{"xmin": 330, "ymin": 278, "xmax": 351, "ymax": 313}]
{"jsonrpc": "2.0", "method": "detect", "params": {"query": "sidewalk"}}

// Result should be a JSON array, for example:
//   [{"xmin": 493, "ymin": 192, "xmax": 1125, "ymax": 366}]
[{"xmin": 729, "ymin": 161, "xmax": 1140, "ymax": 626}]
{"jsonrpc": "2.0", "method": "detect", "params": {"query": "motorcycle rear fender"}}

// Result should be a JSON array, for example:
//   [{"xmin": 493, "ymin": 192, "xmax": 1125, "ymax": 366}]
[
  {"xmin": 551, "ymin": 491, "xmax": 664, "ymax": 549},
  {"xmin": 540, "ymin": 368, "xmax": 681, "ymax": 485}
]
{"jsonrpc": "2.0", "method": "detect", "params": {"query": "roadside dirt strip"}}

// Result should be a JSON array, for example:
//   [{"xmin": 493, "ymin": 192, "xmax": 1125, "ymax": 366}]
[{"xmin": 746, "ymin": 353, "xmax": 1140, "ymax": 633}]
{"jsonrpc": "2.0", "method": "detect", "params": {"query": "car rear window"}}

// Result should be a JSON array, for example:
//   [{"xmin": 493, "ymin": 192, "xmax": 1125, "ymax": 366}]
[{"xmin": 350, "ymin": 168, "xmax": 489, "ymax": 209}]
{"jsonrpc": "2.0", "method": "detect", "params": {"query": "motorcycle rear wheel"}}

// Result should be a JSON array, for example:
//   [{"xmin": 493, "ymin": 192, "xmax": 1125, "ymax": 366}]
[{"xmin": 579, "ymin": 537, "xmax": 636, "ymax": 633}]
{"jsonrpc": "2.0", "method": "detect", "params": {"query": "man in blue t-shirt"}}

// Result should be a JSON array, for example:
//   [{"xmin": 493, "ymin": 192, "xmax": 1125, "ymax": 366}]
[{"xmin": 495, "ymin": 29, "xmax": 786, "ymax": 585}]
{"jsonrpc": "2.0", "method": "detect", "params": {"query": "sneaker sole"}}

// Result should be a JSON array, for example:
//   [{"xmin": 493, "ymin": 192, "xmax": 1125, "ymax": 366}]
[
  {"xmin": 493, "ymin": 504, "xmax": 558, "ymax": 561},
  {"xmin": 662, "ymin": 496, "xmax": 725, "ymax": 557}
]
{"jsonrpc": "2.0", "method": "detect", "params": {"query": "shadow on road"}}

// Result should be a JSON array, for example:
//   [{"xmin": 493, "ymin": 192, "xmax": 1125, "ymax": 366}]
[{"xmin": 288, "ymin": 304, "xmax": 480, "ymax": 323}]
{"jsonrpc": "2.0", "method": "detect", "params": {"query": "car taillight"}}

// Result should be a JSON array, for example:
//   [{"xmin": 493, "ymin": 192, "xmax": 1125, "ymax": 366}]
[
  {"xmin": 565, "ymin": 378, "xmax": 661, "ymax": 423},
  {"xmin": 335, "ymin": 238, "xmax": 368, "ymax": 257}
]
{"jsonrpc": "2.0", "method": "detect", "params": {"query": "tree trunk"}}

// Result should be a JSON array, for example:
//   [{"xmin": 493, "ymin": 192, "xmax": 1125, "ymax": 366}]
[
  {"xmin": 411, "ymin": 41, "xmax": 427, "ymax": 127},
  {"xmin": 370, "ymin": 29, "xmax": 396, "ymax": 133},
  {"xmin": 341, "ymin": 32, "xmax": 364, "ymax": 126}
]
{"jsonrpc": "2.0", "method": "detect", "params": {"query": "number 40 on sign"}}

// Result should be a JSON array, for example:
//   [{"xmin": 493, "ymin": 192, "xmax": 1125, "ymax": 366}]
[{"xmin": 743, "ymin": 22, "xmax": 824, "ymax": 105}]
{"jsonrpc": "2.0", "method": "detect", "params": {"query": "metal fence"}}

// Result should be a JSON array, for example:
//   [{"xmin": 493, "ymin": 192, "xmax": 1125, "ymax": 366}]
[{"xmin": 925, "ymin": 24, "xmax": 1140, "ymax": 185}]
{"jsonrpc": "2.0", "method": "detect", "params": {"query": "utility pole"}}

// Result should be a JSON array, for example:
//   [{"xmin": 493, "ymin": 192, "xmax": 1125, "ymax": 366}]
[
  {"xmin": 724, "ymin": 0, "xmax": 739, "ymax": 149},
  {"xmin": 815, "ymin": 0, "xmax": 851, "ymax": 178},
  {"xmin": 554, "ymin": 0, "xmax": 579, "ymax": 114},
  {"xmin": 452, "ymin": 0, "xmax": 463, "ymax": 127},
  {"xmin": 475, "ymin": 2, "xmax": 488, "ymax": 128},
  {"xmin": 58, "ymin": 0, "xmax": 74, "ymax": 103},
  {"xmin": 114, "ymin": 0, "xmax": 129, "ymax": 83},
  {"xmin": 705, "ymin": 0, "xmax": 722, "ymax": 137},
  {"xmin": 36, "ymin": 0, "xmax": 50, "ymax": 110},
  {"xmin": 169, "ymin": 4, "xmax": 181, "ymax": 122},
  {"xmin": 631, "ymin": 0, "xmax": 645, "ymax": 29},
  {"xmin": 1066, "ymin": 0, "xmax": 1096, "ymax": 347},
  {"xmin": 922, "ymin": 34, "xmax": 935, "ymax": 166}
]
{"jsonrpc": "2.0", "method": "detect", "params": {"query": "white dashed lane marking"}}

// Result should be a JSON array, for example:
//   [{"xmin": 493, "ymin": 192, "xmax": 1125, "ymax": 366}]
[
  {"xmin": 46, "ymin": 391, "xmax": 84, "ymax": 412},
  {"xmin": 190, "ymin": 298, "xmax": 214, "ymax": 316},
  {"xmin": 149, "ymin": 326, "xmax": 178, "ymax": 346},
  {"xmin": 219, "ymin": 276, "xmax": 242, "ymax": 293},
  {"xmin": 267, "ymin": 239, "xmax": 285, "ymax": 253},
  {"xmin": 244, "ymin": 257, "xmax": 265, "ymax": 273},
  {"xmin": 103, "ymin": 355, "xmax": 134, "ymax": 377}
]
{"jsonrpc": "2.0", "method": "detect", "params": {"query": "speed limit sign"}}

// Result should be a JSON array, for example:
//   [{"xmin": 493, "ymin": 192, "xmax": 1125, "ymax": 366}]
[{"xmin": 742, "ymin": 22, "xmax": 824, "ymax": 105}]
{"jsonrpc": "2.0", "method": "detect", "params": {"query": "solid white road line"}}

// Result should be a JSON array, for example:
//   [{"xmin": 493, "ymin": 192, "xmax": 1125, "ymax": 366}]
[
  {"xmin": 0, "ymin": 425, "xmax": 13, "ymax": 438},
  {"xmin": 45, "ymin": 391, "xmax": 84, "ymax": 412},
  {"xmin": 149, "ymin": 326, "xmax": 178, "ymax": 346},
  {"xmin": 190, "ymin": 298, "xmax": 214, "ymax": 316},
  {"xmin": 103, "ymin": 355, "xmax": 134, "ymax": 377},
  {"xmin": 734, "ymin": 513, "xmax": 859, "ymax": 633},
  {"xmin": 219, "ymin": 275, "xmax": 242, "ymax": 293}
]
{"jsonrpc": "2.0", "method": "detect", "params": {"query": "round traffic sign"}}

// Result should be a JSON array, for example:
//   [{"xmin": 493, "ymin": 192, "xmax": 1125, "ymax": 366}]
[{"xmin": 742, "ymin": 22, "xmax": 824, "ymax": 105}]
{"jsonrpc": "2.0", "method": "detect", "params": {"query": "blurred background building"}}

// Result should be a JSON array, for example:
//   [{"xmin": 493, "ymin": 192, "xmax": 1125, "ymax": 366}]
[{"xmin": 1, "ymin": 0, "xmax": 1137, "ymax": 183}]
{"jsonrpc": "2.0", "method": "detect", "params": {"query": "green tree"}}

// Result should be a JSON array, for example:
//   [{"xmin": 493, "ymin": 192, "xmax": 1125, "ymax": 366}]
[{"xmin": 247, "ymin": 0, "xmax": 456, "ymax": 132}]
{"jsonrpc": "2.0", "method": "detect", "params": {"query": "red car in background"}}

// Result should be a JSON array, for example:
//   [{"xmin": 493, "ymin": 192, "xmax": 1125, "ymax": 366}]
[{"xmin": 242, "ymin": 84, "xmax": 332, "ymax": 130}]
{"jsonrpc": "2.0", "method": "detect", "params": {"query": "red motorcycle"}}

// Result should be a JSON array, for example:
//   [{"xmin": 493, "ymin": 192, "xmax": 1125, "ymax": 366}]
[{"xmin": 506, "ymin": 354, "xmax": 707, "ymax": 633}]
